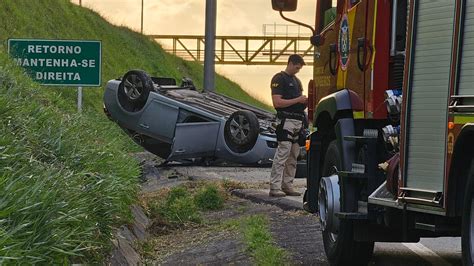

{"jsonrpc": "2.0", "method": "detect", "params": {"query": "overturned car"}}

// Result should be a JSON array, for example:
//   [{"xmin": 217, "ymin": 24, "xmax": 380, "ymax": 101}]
[{"xmin": 103, "ymin": 70, "xmax": 280, "ymax": 165}]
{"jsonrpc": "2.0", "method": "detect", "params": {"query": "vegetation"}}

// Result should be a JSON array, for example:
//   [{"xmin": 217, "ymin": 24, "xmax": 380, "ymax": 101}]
[
  {"xmin": 194, "ymin": 184, "xmax": 225, "ymax": 210},
  {"xmin": 0, "ymin": 0, "xmax": 268, "ymax": 264},
  {"xmin": 240, "ymin": 215, "xmax": 288, "ymax": 266},
  {"xmin": 146, "ymin": 183, "xmax": 226, "ymax": 226},
  {"xmin": 221, "ymin": 178, "xmax": 248, "ymax": 191},
  {"xmin": 0, "ymin": 49, "xmax": 140, "ymax": 264},
  {"xmin": 222, "ymin": 215, "xmax": 288, "ymax": 265},
  {"xmin": 155, "ymin": 186, "xmax": 202, "ymax": 225},
  {"xmin": 143, "ymin": 182, "xmax": 287, "ymax": 265}
]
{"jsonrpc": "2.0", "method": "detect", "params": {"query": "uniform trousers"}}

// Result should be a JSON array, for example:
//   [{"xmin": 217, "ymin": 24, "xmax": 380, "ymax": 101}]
[{"xmin": 270, "ymin": 118, "xmax": 302, "ymax": 191}]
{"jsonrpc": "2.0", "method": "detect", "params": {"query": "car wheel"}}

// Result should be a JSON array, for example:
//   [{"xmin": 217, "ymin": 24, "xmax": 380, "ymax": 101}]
[
  {"xmin": 224, "ymin": 110, "xmax": 259, "ymax": 153},
  {"xmin": 117, "ymin": 70, "xmax": 153, "ymax": 112}
]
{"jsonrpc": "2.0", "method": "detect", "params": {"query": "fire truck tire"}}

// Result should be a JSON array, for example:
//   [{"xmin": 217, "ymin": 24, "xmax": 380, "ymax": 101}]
[
  {"xmin": 461, "ymin": 163, "xmax": 474, "ymax": 265},
  {"xmin": 321, "ymin": 140, "xmax": 374, "ymax": 265}
]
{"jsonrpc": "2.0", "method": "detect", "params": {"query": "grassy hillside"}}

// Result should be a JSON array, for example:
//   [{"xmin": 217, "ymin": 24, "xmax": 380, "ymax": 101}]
[
  {"xmin": 0, "ymin": 0, "xmax": 270, "ymax": 264},
  {"xmin": 0, "ymin": 54, "xmax": 140, "ymax": 263},
  {"xmin": 0, "ymin": 0, "xmax": 271, "ymax": 112}
]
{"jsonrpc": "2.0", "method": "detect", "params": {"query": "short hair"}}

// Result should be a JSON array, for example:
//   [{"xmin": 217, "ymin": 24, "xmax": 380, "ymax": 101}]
[{"xmin": 288, "ymin": 54, "xmax": 305, "ymax": 65}]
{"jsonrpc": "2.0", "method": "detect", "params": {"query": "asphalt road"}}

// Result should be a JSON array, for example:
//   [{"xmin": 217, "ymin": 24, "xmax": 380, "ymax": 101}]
[
  {"xmin": 373, "ymin": 238, "xmax": 461, "ymax": 265},
  {"xmin": 155, "ymin": 162, "xmax": 462, "ymax": 265}
]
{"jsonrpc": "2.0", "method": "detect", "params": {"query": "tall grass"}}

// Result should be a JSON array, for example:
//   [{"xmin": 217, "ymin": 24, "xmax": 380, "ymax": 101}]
[{"xmin": 0, "ymin": 52, "xmax": 140, "ymax": 263}]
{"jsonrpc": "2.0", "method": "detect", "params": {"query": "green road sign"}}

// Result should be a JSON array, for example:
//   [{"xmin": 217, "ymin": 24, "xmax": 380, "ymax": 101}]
[{"xmin": 8, "ymin": 39, "xmax": 101, "ymax": 86}]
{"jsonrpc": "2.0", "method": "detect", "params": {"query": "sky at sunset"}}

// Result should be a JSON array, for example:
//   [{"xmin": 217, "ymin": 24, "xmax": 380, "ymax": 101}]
[{"xmin": 71, "ymin": 0, "xmax": 318, "ymax": 105}]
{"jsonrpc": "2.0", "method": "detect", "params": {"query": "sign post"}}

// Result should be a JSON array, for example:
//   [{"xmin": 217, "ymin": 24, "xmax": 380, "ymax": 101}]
[
  {"xmin": 78, "ymin": 86, "xmax": 83, "ymax": 112},
  {"xmin": 8, "ymin": 39, "xmax": 101, "ymax": 112}
]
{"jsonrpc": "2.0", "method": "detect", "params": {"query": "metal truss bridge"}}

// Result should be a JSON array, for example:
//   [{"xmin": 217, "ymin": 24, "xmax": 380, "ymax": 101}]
[{"xmin": 148, "ymin": 35, "xmax": 314, "ymax": 65}]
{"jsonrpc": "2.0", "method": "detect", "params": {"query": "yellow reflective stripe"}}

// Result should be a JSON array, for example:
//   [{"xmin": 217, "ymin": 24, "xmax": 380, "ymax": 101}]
[
  {"xmin": 371, "ymin": 0, "xmax": 378, "ymax": 68},
  {"xmin": 453, "ymin": 115, "xmax": 474, "ymax": 124},
  {"xmin": 337, "ymin": 68, "xmax": 345, "ymax": 89},
  {"xmin": 353, "ymin": 111, "xmax": 364, "ymax": 119}
]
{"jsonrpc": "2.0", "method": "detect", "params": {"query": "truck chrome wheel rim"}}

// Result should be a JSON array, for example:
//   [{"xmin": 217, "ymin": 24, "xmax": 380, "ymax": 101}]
[
  {"xmin": 319, "ymin": 181, "xmax": 330, "ymax": 230},
  {"xmin": 124, "ymin": 74, "xmax": 143, "ymax": 100},
  {"xmin": 319, "ymin": 175, "xmax": 341, "ymax": 242},
  {"xmin": 229, "ymin": 115, "xmax": 250, "ymax": 142}
]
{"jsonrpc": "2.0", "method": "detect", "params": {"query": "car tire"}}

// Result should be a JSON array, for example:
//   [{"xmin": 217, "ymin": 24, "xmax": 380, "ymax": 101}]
[
  {"xmin": 224, "ymin": 110, "xmax": 259, "ymax": 153},
  {"xmin": 117, "ymin": 70, "xmax": 154, "ymax": 112},
  {"xmin": 321, "ymin": 140, "xmax": 374, "ymax": 265}
]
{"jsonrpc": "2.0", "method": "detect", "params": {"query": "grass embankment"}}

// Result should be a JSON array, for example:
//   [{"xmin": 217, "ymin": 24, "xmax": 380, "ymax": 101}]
[
  {"xmin": 0, "ymin": 51, "xmax": 139, "ymax": 264},
  {"xmin": 0, "ymin": 0, "xmax": 269, "ymax": 263}
]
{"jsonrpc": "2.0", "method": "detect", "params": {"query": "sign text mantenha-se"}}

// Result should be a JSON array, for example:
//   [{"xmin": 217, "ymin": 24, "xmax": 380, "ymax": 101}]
[{"xmin": 8, "ymin": 39, "xmax": 101, "ymax": 86}]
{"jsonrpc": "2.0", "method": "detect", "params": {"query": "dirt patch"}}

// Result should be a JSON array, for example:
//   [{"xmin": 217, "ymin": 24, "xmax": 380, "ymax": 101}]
[
  {"xmin": 141, "ymin": 194, "xmax": 328, "ymax": 265},
  {"xmin": 136, "ymin": 151, "xmax": 328, "ymax": 265},
  {"xmin": 140, "ymin": 197, "xmax": 255, "ymax": 264}
]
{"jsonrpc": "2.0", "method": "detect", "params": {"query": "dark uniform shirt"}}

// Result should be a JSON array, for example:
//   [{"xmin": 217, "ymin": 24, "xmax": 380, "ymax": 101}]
[{"xmin": 271, "ymin": 71, "xmax": 305, "ymax": 114}]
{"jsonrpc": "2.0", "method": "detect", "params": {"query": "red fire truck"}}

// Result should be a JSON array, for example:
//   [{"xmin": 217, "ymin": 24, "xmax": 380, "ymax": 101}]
[{"xmin": 273, "ymin": 0, "xmax": 474, "ymax": 265}]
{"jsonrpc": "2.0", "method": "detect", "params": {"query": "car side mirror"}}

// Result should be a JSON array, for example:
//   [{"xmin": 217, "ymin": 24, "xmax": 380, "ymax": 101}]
[{"xmin": 271, "ymin": 0, "xmax": 298, "ymax": 11}]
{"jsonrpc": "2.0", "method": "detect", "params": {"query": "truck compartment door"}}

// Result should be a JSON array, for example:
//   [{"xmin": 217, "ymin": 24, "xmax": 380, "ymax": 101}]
[
  {"xmin": 403, "ymin": 0, "xmax": 456, "ymax": 192},
  {"xmin": 457, "ymin": 2, "xmax": 474, "ymax": 101}
]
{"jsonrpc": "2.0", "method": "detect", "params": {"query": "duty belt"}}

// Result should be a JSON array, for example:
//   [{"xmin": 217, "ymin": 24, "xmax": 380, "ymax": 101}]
[{"xmin": 277, "ymin": 111, "xmax": 305, "ymax": 121}]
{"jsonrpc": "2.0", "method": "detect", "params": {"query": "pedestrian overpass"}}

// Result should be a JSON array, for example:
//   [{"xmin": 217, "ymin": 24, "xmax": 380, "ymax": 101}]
[{"xmin": 148, "ymin": 35, "xmax": 314, "ymax": 65}]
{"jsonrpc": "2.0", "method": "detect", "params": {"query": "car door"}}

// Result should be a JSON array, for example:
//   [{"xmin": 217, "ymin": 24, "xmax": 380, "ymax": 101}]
[
  {"xmin": 137, "ymin": 98, "xmax": 179, "ymax": 143},
  {"xmin": 167, "ymin": 121, "xmax": 221, "ymax": 161}
]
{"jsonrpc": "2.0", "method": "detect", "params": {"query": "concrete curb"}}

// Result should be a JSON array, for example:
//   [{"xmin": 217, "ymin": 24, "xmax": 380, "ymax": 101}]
[
  {"xmin": 109, "ymin": 205, "xmax": 150, "ymax": 265},
  {"xmin": 231, "ymin": 189, "xmax": 303, "ymax": 212}
]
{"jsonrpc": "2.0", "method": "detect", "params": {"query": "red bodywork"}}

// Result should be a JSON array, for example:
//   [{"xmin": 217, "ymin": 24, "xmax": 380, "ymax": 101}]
[{"xmin": 310, "ymin": 0, "xmax": 392, "ymax": 120}]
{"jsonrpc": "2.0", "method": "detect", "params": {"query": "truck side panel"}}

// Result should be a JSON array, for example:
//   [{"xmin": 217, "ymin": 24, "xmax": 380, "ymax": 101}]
[{"xmin": 402, "ymin": 0, "xmax": 456, "ymax": 192}]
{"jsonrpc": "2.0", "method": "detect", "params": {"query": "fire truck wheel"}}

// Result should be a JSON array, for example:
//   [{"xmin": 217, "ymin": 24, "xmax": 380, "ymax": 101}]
[
  {"xmin": 321, "ymin": 140, "xmax": 374, "ymax": 265},
  {"xmin": 462, "ymin": 163, "xmax": 474, "ymax": 265}
]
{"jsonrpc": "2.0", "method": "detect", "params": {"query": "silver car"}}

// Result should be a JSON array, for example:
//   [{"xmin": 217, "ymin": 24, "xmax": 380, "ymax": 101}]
[{"xmin": 103, "ymin": 70, "xmax": 279, "ymax": 165}]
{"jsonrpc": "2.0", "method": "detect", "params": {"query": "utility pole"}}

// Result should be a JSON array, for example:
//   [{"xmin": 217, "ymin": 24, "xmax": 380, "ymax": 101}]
[
  {"xmin": 204, "ymin": 0, "xmax": 216, "ymax": 92},
  {"xmin": 141, "ymin": 0, "xmax": 144, "ymax": 34}
]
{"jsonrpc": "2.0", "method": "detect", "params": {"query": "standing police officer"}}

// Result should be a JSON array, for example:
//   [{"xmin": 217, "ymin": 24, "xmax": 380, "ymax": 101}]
[{"xmin": 269, "ymin": 54, "xmax": 308, "ymax": 197}]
